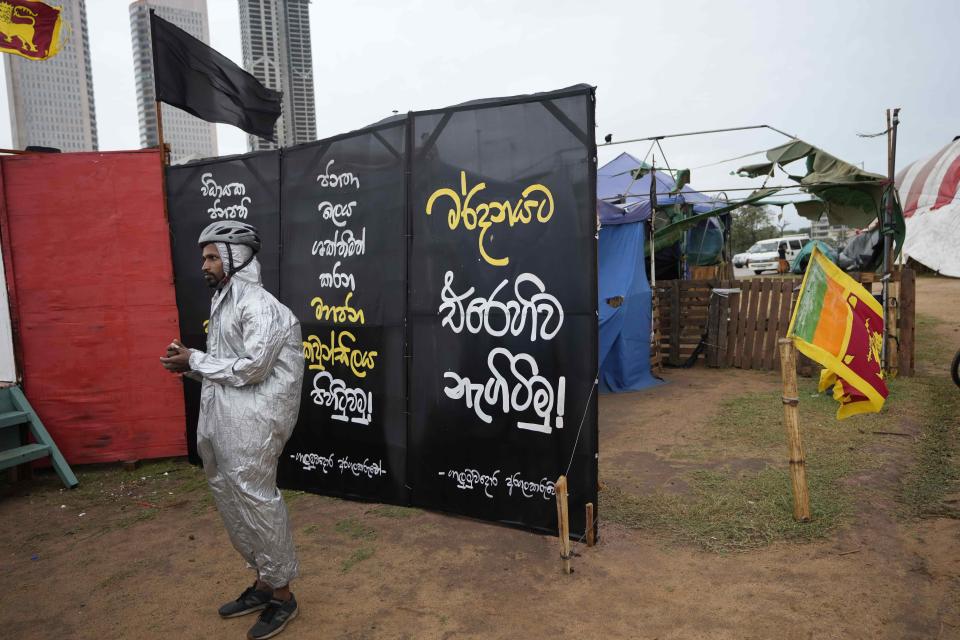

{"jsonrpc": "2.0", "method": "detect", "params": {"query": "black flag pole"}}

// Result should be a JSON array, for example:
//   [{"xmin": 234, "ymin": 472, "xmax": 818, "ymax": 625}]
[
  {"xmin": 156, "ymin": 99, "xmax": 168, "ymax": 166},
  {"xmin": 150, "ymin": 10, "xmax": 169, "ymax": 167}
]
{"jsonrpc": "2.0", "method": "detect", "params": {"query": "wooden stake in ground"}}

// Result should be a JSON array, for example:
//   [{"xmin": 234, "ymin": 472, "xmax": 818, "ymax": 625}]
[
  {"xmin": 585, "ymin": 502, "xmax": 595, "ymax": 547},
  {"xmin": 555, "ymin": 475, "xmax": 572, "ymax": 573},
  {"xmin": 778, "ymin": 338, "xmax": 811, "ymax": 521}
]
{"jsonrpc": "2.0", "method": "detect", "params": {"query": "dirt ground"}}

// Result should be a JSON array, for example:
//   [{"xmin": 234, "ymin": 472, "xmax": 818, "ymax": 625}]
[{"xmin": 2, "ymin": 277, "xmax": 959, "ymax": 640}]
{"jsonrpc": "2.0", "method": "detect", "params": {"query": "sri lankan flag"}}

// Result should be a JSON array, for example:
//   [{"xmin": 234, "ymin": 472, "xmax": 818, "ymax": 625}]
[
  {"xmin": 787, "ymin": 246, "xmax": 888, "ymax": 419},
  {"xmin": 0, "ymin": 0, "xmax": 64, "ymax": 61}
]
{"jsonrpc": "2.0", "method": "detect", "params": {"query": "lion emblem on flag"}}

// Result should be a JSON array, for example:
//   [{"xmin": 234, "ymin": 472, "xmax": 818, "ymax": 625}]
[{"xmin": 0, "ymin": 2, "xmax": 38, "ymax": 54}]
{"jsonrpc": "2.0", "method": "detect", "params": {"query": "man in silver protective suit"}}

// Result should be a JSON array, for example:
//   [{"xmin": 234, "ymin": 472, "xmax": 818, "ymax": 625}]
[{"xmin": 160, "ymin": 221, "xmax": 304, "ymax": 640}]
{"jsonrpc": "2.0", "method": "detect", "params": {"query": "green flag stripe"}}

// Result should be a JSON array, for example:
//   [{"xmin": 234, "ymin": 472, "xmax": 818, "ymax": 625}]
[{"xmin": 793, "ymin": 261, "xmax": 827, "ymax": 342}]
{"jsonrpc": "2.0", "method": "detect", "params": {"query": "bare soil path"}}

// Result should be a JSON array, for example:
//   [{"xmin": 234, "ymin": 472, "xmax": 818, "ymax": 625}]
[{"xmin": 2, "ymin": 276, "xmax": 958, "ymax": 640}]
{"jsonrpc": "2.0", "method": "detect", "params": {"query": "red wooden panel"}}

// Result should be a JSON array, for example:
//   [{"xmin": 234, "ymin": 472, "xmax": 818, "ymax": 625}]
[{"xmin": 0, "ymin": 150, "xmax": 186, "ymax": 464}]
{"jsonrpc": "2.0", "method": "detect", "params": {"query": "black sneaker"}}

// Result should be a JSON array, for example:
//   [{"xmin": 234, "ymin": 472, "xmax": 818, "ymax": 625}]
[
  {"xmin": 247, "ymin": 594, "xmax": 298, "ymax": 640},
  {"xmin": 218, "ymin": 582, "xmax": 273, "ymax": 618}
]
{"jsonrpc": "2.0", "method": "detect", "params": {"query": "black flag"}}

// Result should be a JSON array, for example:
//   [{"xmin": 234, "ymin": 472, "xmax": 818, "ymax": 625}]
[{"xmin": 150, "ymin": 11, "xmax": 282, "ymax": 140}]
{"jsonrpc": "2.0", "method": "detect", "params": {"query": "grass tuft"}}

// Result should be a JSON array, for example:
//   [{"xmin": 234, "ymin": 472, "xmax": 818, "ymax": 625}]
[
  {"xmin": 340, "ymin": 545, "xmax": 375, "ymax": 573},
  {"xmin": 334, "ymin": 518, "xmax": 377, "ymax": 541}
]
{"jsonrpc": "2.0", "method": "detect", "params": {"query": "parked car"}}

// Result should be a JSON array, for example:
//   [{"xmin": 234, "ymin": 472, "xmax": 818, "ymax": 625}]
[
  {"xmin": 745, "ymin": 235, "xmax": 810, "ymax": 274},
  {"xmin": 734, "ymin": 239, "xmax": 776, "ymax": 269}
]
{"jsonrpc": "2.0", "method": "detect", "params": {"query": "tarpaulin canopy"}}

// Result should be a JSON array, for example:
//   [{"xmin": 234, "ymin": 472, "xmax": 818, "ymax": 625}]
[
  {"xmin": 598, "ymin": 152, "xmax": 726, "ymax": 226},
  {"xmin": 895, "ymin": 138, "xmax": 960, "ymax": 277},
  {"xmin": 738, "ymin": 139, "xmax": 905, "ymax": 258},
  {"xmin": 598, "ymin": 222, "xmax": 660, "ymax": 392}
]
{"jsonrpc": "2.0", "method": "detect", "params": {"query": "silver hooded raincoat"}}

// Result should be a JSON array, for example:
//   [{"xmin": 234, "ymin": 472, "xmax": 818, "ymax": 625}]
[{"xmin": 188, "ymin": 243, "xmax": 304, "ymax": 587}]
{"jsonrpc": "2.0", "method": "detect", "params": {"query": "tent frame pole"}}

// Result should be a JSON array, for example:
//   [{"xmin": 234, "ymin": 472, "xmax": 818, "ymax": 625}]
[
  {"xmin": 649, "ymin": 157, "xmax": 663, "ymax": 374},
  {"xmin": 881, "ymin": 108, "xmax": 899, "ymax": 371}
]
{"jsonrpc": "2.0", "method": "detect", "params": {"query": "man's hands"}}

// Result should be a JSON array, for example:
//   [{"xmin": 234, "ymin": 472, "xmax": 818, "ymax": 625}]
[{"xmin": 160, "ymin": 339, "xmax": 192, "ymax": 373}]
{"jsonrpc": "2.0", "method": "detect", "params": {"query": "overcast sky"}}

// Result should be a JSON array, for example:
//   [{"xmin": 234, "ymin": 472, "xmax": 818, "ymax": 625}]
[{"xmin": 2, "ymin": 0, "xmax": 957, "ymax": 228}]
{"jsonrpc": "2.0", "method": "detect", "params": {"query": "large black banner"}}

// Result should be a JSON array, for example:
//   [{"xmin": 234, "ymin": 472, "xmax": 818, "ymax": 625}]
[
  {"xmin": 165, "ymin": 151, "xmax": 281, "ymax": 461},
  {"xmin": 277, "ymin": 123, "xmax": 408, "ymax": 503},
  {"xmin": 408, "ymin": 88, "xmax": 598, "ymax": 536},
  {"xmin": 165, "ymin": 86, "xmax": 597, "ymax": 536}
]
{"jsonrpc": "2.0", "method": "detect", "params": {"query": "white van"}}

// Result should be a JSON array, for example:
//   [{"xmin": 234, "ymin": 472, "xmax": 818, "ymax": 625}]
[{"xmin": 744, "ymin": 235, "xmax": 810, "ymax": 274}]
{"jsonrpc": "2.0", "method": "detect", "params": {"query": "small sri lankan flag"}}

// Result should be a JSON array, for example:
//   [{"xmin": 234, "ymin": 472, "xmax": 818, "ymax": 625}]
[
  {"xmin": 787, "ymin": 246, "xmax": 888, "ymax": 419},
  {"xmin": 0, "ymin": 0, "xmax": 64, "ymax": 61}
]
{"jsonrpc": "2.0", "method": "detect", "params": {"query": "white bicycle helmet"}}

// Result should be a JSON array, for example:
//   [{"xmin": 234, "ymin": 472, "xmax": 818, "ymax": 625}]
[
  {"xmin": 198, "ymin": 221, "xmax": 262, "ymax": 253},
  {"xmin": 198, "ymin": 221, "xmax": 261, "ymax": 278}
]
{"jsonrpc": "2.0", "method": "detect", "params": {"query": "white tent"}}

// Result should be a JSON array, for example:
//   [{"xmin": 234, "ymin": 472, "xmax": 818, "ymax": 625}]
[{"xmin": 896, "ymin": 139, "xmax": 960, "ymax": 277}]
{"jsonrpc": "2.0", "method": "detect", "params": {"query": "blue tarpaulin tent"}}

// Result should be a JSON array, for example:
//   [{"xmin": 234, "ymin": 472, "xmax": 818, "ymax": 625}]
[
  {"xmin": 597, "ymin": 153, "xmax": 728, "ymax": 392},
  {"xmin": 598, "ymin": 152, "xmax": 727, "ymax": 226},
  {"xmin": 598, "ymin": 222, "xmax": 660, "ymax": 392}
]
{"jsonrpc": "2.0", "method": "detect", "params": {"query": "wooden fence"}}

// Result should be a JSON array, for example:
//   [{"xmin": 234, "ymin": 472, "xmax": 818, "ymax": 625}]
[{"xmin": 654, "ymin": 269, "xmax": 915, "ymax": 375}]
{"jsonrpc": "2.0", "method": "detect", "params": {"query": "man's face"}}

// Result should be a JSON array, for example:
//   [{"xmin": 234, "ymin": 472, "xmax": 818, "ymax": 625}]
[{"xmin": 201, "ymin": 243, "xmax": 225, "ymax": 288}]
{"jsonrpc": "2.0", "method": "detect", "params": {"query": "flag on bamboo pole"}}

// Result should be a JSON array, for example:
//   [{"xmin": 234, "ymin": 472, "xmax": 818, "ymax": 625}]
[
  {"xmin": 150, "ymin": 11, "xmax": 281, "ymax": 139},
  {"xmin": 787, "ymin": 246, "xmax": 889, "ymax": 419},
  {"xmin": 0, "ymin": 0, "xmax": 64, "ymax": 61}
]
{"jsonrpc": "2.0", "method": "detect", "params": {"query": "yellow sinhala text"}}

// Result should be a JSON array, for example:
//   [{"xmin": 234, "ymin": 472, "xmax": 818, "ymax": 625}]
[
  {"xmin": 302, "ymin": 331, "xmax": 378, "ymax": 378},
  {"xmin": 425, "ymin": 171, "xmax": 554, "ymax": 267}
]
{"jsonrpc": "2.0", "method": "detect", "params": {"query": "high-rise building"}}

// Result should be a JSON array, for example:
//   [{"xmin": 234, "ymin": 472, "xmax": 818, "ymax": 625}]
[
  {"xmin": 238, "ymin": 0, "xmax": 316, "ymax": 151},
  {"xmin": 3, "ymin": 0, "xmax": 98, "ymax": 152},
  {"xmin": 130, "ymin": 0, "xmax": 217, "ymax": 163},
  {"xmin": 810, "ymin": 218, "xmax": 851, "ymax": 247}
]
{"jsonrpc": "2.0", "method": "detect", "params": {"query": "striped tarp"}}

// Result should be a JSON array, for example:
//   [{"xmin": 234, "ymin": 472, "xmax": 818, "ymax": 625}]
[{"xmin": 894, "ymin": 139, "xmax": 960, "ymax": 277}]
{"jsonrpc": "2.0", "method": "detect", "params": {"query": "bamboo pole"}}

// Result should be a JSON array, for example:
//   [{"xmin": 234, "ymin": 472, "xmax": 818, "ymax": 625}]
[
  {"xmin": 585, "ymin": 502, "xmax": 595, "ymax": 547},
  {"xmin": 555, "ymin": 475, "xmax": 572, "ymax": 574},
  {"xmin": 778, "ymin": 338, "xmax": 811, "ymax": 521}
]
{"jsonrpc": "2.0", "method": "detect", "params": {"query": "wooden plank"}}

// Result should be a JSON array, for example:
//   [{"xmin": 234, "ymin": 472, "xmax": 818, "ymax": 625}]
[
  {"xmin": 734, "ymin": 281, "xmax": 752, "ymax": 368},
  {"xmin": 734, "ymin": 279, "xmax": 749, "ymax": 368},
  {"xmin": 708, "ymin": 291, "xmax": 721, "ymax": 367},
  {"xmin": 717, "ymin": 292, "xmax": 730, "ymax": 368},
  {"xmin": 725, "ymin": 291, "xmax": 740, "ymax": 368},
  {"xmin": 742, "ymin": 279, "xmax": 763, "ymax": 368},
  {"xmin": 679, "ymin": 279, "xmax": 718, "ymax": 289},
  {"xmin": 670, "ymin": 281, "xmax": 681, "ymax": 366},
  {"xmin": 773, "ymin": 280, "xmax": 794, "ymax": 369},
  {"xmin": 899, "ymin": 268, "xmax": 915, "ymax": 376},
  {"xmin": 762, "ymin": 280, "xmax": 783, "ymax": 370},
  {"xmin": 751, "ymin": 279, "xmax": 773, "ymax": 370}
]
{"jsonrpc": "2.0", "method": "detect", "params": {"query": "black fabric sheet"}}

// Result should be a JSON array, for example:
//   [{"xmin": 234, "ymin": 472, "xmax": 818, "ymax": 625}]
[
  {"xmin": 165, "ymin": 151, "xmax": 281, "ymax": 462},
  {"xmin": 277, "ymin": 124, "xmax": 408, "ymax": 503},
  {"xmin": 165, "ymin": 86, "xmax": 597, "ymax": 536},
  {"xmin": 407, "ymin": 90, "xmax": 598, "ymax": 536}
]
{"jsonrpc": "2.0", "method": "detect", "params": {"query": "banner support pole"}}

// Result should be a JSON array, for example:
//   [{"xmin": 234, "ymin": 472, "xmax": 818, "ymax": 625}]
[{"xmin": 555, "ymin": 475, "xmax": 572, "ymax": 574}]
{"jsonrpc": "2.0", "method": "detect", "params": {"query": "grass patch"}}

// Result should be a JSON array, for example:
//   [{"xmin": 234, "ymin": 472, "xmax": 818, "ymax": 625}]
[
  {"xmin": 913, "ymin": 313, "xmax": 944, "ymax": 369},
  {"xmin": 281, "ymin": 489, "xmax": 307, "ymax": 507},
  {"xmin": 303, "ymin": 524, "xmax": 320, "ymax": 535},
  {"xmin": 899, "ymin": 314, "xmax": 960, "ymax": 517},
  {"xmin": 366, "ymin": 505, "xmax": 419, "ymax": 519},
  {"xmin": 115, "ymin": 508, "xmax": 159, "ymax": 529},
  {"xmin": 603, "ymin": 378, "xmax": 900, "ymax": 551},
  {"xmin": 334, "ymin": 518, "xmax": 377, "ymax": 541},
  {"xmin": 340, "ymin": 545, "xmax": 375, "ymax": 573}
]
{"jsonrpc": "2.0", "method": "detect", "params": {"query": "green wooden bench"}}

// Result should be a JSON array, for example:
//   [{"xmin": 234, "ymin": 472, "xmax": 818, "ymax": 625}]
[{"xmin": 0, "ymin": 385, "xmax": 78, "ymax": 489}]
